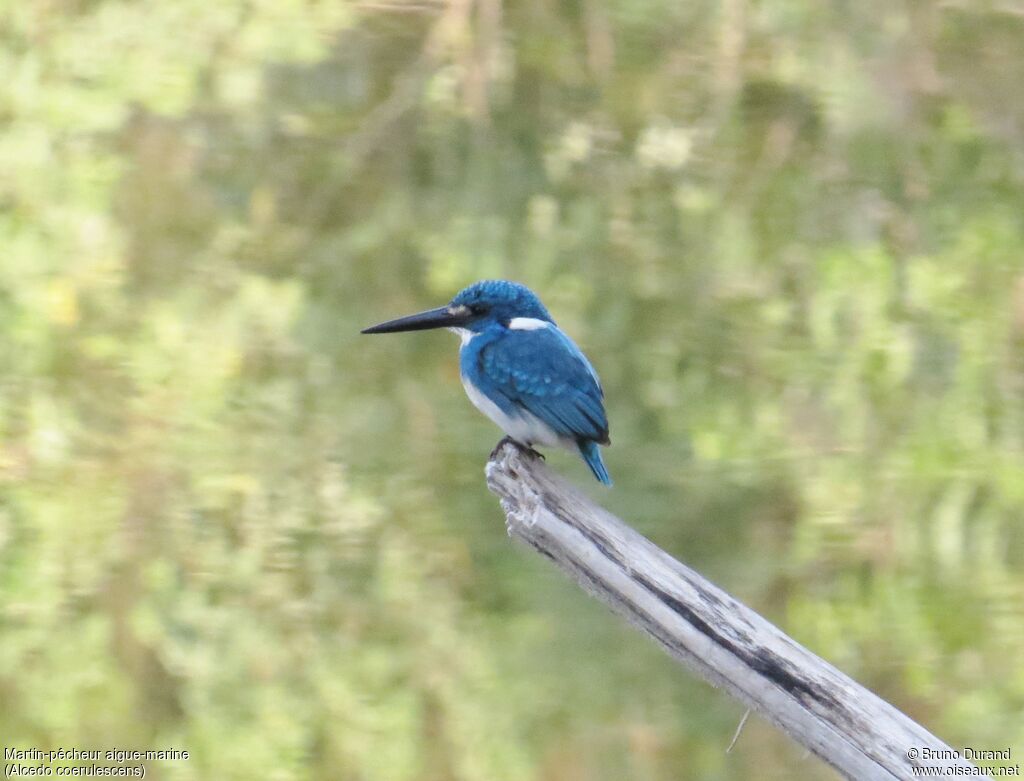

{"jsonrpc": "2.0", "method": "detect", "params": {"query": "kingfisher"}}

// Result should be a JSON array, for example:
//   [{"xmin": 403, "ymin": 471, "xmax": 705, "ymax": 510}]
[{"xmin": 361, "ymin": 280, "xmax": 612, "ymax": 485}]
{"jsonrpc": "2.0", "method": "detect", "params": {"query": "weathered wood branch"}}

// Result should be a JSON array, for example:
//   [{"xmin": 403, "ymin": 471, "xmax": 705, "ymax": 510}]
[{"xmin": 485, "ymin": 443, "xmax": 975, "ymax": 781}]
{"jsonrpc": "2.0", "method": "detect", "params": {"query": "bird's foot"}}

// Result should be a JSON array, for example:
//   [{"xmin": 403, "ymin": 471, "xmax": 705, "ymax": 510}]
[
  {"xmin": 522, "ymin": 443, "xmax": 546, "ymax": 461},
  {"xmin": 490, "ymin": 436, "xmax": 545, "ymax": 461}
]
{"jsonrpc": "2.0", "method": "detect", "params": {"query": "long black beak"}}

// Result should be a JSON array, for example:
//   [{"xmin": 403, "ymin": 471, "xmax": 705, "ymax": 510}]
[{"xmin": 361, "ymin": 305, "xmax": 469, "ymax": 334}]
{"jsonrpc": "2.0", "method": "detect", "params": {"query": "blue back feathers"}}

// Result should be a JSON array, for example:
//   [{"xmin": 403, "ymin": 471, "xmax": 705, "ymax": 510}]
[{"xmin": 471, "ymin": 326, "xmax": 609, "ymax": 445}]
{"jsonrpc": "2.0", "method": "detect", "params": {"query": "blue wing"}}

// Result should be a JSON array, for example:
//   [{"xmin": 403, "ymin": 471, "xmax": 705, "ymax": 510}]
[{"xmin": 467, "ymin": 325, "xmax": 610, "ymax": 445}]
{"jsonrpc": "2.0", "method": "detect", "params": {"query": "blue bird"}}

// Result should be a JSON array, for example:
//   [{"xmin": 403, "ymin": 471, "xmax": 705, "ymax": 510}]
[{"xmin": 362, "ymin": 280, "xmax": 612, "ymax": 485}]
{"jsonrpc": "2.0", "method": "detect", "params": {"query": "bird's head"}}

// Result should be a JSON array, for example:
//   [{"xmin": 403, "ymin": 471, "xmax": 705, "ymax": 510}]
[
  {"xmin": 449, "ymin": 280, "xmax": 554, "ymax": 330},
  {"xmin": 361, "ymin": 280, "xmax": 554, "ymax": 335}
]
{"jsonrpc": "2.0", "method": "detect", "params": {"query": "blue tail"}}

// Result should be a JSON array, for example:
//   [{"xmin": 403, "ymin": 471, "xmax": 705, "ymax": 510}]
[{"xmin": 578, "ymin": 440, "xmax": 612, "ymax": 486}]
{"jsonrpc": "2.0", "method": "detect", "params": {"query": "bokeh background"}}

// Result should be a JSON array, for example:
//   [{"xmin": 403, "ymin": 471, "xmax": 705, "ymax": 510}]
[{"xmin": 2, "ymin": 0, "xmax": 1024, "ymax": 779}]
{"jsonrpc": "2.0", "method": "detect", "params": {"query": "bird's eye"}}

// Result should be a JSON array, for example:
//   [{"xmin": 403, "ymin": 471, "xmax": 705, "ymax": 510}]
[{"xmin": 469, "ymin": 304, "xmax": 487, "ymax": 316}]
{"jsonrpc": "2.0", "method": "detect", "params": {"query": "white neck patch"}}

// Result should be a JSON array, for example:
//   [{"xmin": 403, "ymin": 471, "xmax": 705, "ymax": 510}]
[
  {"xmin": 448, "ymin": 327, "xmax": 474, "ymax": 345},
  {"xmin": 508, "ymin": 317, "xmax": 549, "ymax": 331}
]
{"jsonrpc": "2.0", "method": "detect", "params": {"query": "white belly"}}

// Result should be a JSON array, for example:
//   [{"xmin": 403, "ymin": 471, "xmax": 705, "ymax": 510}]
[{"xmin": 461, "ymin": 375, "xmax": 564, "ymax": 448}]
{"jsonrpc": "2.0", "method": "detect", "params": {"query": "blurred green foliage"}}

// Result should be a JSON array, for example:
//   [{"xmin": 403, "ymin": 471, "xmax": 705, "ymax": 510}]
[{"xmin": 1, "ymin": 0, "xmax": 1023, "ymax": 778}]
